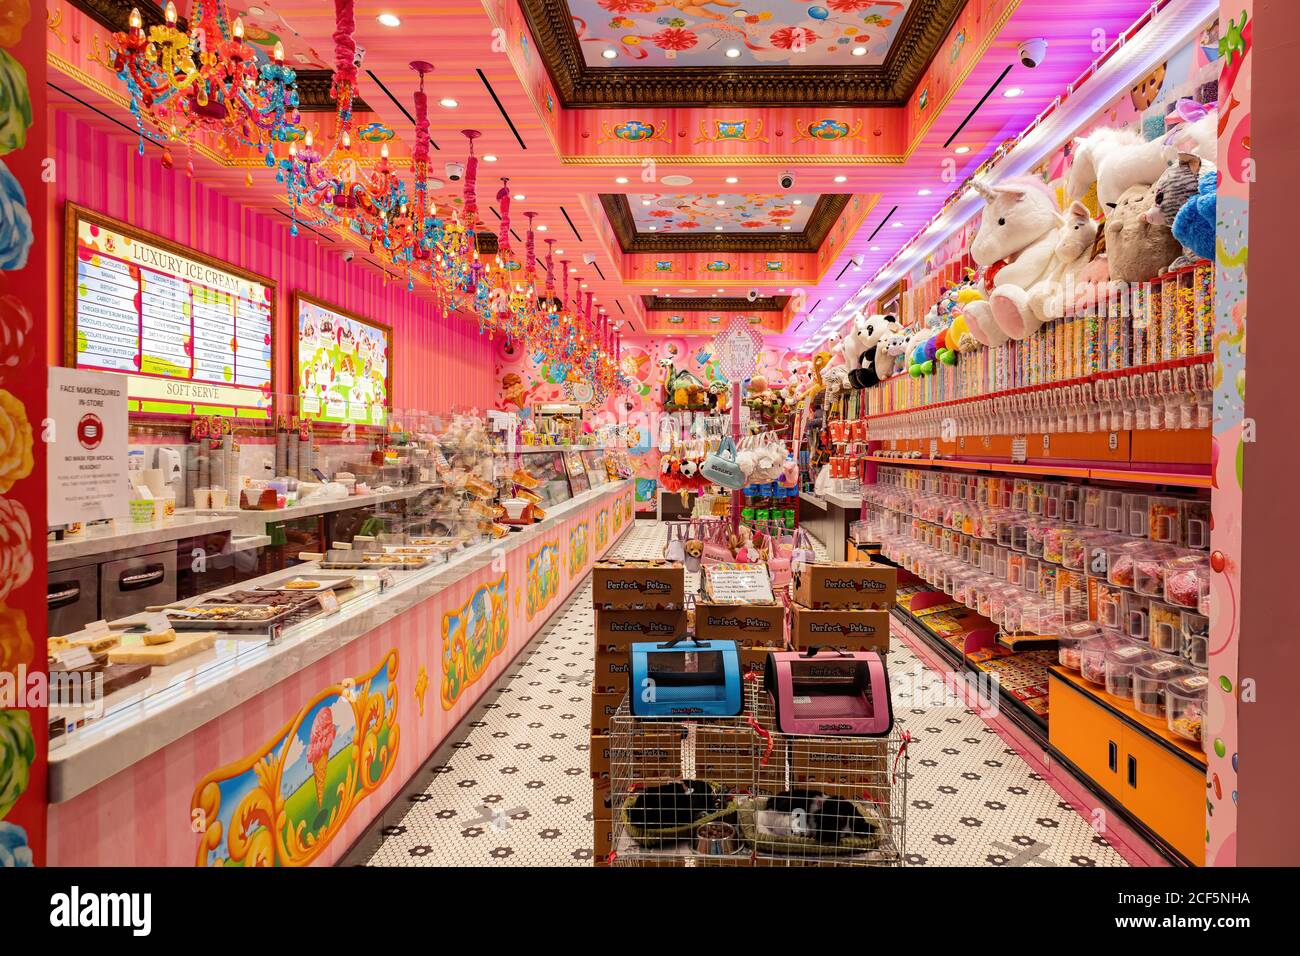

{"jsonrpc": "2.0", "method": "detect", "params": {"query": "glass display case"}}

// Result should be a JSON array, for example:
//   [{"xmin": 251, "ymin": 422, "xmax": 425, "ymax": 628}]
[
  {"xmin": 581, "ymin": 449, "xmax": 609, "ymax": 487},
  {"xmin": 563, "ymin": 450, "xmax": 590, "ymax": 495}
]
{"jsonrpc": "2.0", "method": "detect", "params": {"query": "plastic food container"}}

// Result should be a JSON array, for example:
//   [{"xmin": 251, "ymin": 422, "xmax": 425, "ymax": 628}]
[
  {"xmin": 1060, "ymin": 483, "xmax": 1084, "ymax": 525},
  {"xmin": 1166, "ymin": 673, "xmax": 1210, "ymax": 744},
  {"xmin": 1122, "ymin": 592, "xmax": 1151, "ymax": 643},
  {"xmin": 1042, "ymin": 526, "xmax": 1066, "ymax": 565},
  {"xmin": 1025, "ymin": 602, "xmax": 1069, "ymax": 637},
  {"xmin": 1132, "ymin": 657, "xmax": 1197, "ymax": 717},
  {"xmin": 1001, "ymin": 594, "xmax": 1028, "ymax": 633},
  {"xmin": 1026, "ymin": 480, "xmax": 1047, "ymax": 517},
  {"xmin": 996, "ymin": 514, "xmax": 1016, "ymax": 549},
  {"xmin": 1037, "ymin": 562, "xmax": 1059, "ymax": 601},
  {"xmin": 1092, "ymin": 576, "xmax": 1125, "ymax": 630},
  {"xmin": 1079, "ymin": 632, "xmax": 1124, "ymax": 684},
  {"xmin": 1163, "ymin": 553, "xmax": 1209, "ymax": 609},
  {"xmin": 1060, "ymin": 529, "xmax": 1090, "ymax": 571},
  {"xmin": 1104, "ymin": 642, "xmax": 1159, "ymax": 699},
  {"xmin": 1181, "ymin": 499, "xmax": 1212, "ymax": 550},
  {"xmin": 1147, "ymin": 496, "xmax": 1184, "ymax": 545},
  {"xmin": 1007, "ymin": 552, "xmax": 1027, "ymax": 588},
  {"xmin": 1082, "ymin": 487, "xmax": 1105, "ymax": 529},
  {"xmin": 1105, "ymin": 539, "xmax": 1146, "ymax": 588},
  {"xmin": 1042, "ymin": 482, "xmax": 1066, "ymax": 521},
  {"xmin": 1148, "ymin": 601, "xmax": 1183, "ymax": 654},
  {"xmin": 1022, "ymin": 557, "xmax": 1041, "ymax": 594},
  {"xmin": 1134, "ymin": 545, "xmax": 1178, "ymax": 597},
  {"xmin": 1025, "ymin": 522, "xmax": 1047, "ymax": 559},
  {"xmin": 1012, "ymin": 478, "xmax": 1030, "ymax": 511},
  {"xmin": 1181, "ymin": 611, "xmax": 1209, "ymax": 667},
  {"xmin": 1056, "ymin": 621, "xmax": 1102, "ymax": 672},
  {"xmin": 1124, "ymin": 493, "xmax": 1150, "ymax": 538}
]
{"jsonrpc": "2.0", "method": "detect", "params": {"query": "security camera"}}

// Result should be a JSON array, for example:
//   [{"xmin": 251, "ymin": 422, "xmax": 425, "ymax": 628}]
[
  {"xmin": 778, "ymin": 171, "xmax": 795, "ymax": 190},
  {"xmin": 342, "ymin": 249, "xmax": 355, "ymax": 264},
  {"xmin": 445, "ymin": 161, "xmax": 465, "ymax": 182},
  {"xmin": 850, "ymin": 254, "xmax": 864, "ymax": 268},
  {"xmin": 746, "ymin": 289, "xmax": 759, "ymax": 303},
  {"xmin": 583, "ymin": 252, "xmax": 597, "ymax": 266},
  {"xmin": 1017, "ymin": 38, "xmax": 1048, "ymax": 68}
]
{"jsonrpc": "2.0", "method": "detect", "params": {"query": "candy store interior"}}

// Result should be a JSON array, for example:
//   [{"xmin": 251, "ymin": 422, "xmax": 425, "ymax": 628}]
[{"xmin": 0, "ymin": 0, "xmax": 1294, "ymax": 890}]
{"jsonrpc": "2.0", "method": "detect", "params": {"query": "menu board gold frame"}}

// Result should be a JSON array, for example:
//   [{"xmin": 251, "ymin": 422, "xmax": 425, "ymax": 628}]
[
  {"xmin": 290, "ymin": 291, "xmax": 394, "ymax": 430},
  {"xmin": 63, "ymin": 202, "xmax": 277, "ymax": 420}
]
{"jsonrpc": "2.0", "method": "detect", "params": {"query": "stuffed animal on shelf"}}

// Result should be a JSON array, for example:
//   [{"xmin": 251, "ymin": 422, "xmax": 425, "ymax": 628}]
[
  {"xmin": 834, "ymin": 314, "xmax": 874, "ymax": 389},
  {"xmin": 1106, "ymin": 183, "xmax": 1183, "ymax": 283},
  {"xmin": 1025, "ymin": 201, "xmax": 1101, "ymax": 327},
  {"xmin": 1173, "ymin": 169, "xmax": 1216, "ymax": 264},
  {"xmin": 1067, "ymin": 126, "xmax": 1170, "ymax": 211},
  {"xmin": 848, "ymin": 314, "xmax": 896, "ymax": 388},
  {"xmin": 1143, "ymin": 153, "xmax": 1217, "ymax": 269},
  {"xmin": 1163, "ymin": 98, "xmax": 1218, "ymax": 163},
  {"xmin": 866, "ymin": 314, "xmax": 904, "ymax": 382},
  {"xmin": 964, "ymin": 177, "xmax": 1061, "ymax": 342}
]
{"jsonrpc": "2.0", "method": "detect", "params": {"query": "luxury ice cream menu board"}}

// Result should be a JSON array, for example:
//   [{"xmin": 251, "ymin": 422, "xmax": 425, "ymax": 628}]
[
  {"xmin": 293, "ymin": 294, "xmax": 391, "ymax": 427},
  {"xmin": 67, "ymin": 206, "xmax": 274, "ymax": 419}
]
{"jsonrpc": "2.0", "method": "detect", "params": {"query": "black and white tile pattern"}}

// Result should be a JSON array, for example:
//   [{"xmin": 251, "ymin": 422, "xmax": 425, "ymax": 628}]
[{"xmin": 351, "ymin": 520, "xmax": 1130, "ymax": 867}]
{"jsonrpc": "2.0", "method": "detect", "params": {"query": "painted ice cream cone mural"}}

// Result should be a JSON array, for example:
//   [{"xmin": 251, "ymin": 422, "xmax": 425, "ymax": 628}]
[{"xmin": 305, "ymin": 707, "xmax": 337, "ymax": 810}]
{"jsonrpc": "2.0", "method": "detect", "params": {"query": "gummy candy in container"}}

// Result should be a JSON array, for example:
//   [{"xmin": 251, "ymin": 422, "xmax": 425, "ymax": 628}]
[
  {"xmin": 1060, "ymin": 528, "xmax": 1089, "ymax": 571},
  {"xmin": 1149, "ymin": 600, "xmax": 1183, "ymax": 653},
  {"xmin": 1180, "ymin": 498, "xmax": 1212, "ymax": 550},
  {"xmin": 1012, "ymin": 477, "xmax": 1031, "ymax": 511},
  {"xmin": 1123, "ymin": 493, "xmax": 1150, "ymax": 538},
  {"xmin": 1060, "ymin": 483, "xmax": 1084, "ymax": 525},
  {"xmin": 1056, "ymin": 568, "xmax": 1090, "ymax": 623},
  {"xmin": 1082, "ymin": 487, "xmax": 1105, "ymax": 529},
  {"xmin": 1147, "ymin": 496, "xmax": 1184, "ymax": 545},
  {"xmin": 1105, "ymin": 642, "xmax": 1159, "ymax": 699},
  {"xmin": 1007, "ymin": 551, "xmax": 1027, "ymax": 587},
  {"xmin": 1042, "ymin": 525, "xmax": 1067, "ymax": 565},
  {"xmin": 1079, "ymin": 630, "xmax": 1124, "ymax": 684},
  {"xmin": 1122, "ymin": 592, "xmax": 1151, "ymax": 642},
  {"xmin": 1025, "ymin": 522, "xmax": 1047, "ymax": 559},
  {"xmin": 1092, "ymin": 576, "xmax": 1126, "ymax": 630},
  {"xmin": 1181, "ymin": 611, "xmax": 1209, "ymax": 667},
  {"xmin": 996, "ymin": 513, "xmax": 1017, "ymax": 548},
  {"xmin": 1163, "ymin": 553, "xmax": 1209, "ymax": 609},
  {"xmin": 976, "ymin": 578, "xmax": 996, "ymax": 618},
  {"xmin": 1132, "ymin": 656, "xmax": 1197, "ymax": 718},
  {"xmin": 1026, "ymin": 480, "xmax": 1048, "ymax": 516},
  {"xmin": 1038, "ymin": 562, "xmax": 1059, "ymax": 600},
  {"xmin": 989, "ymin": 585, "xmax": 1019, "ymax": 625},
  {"xmin": 1166, "ymin": 673, "xmax": 1210, "ymax": 744},
  {"xmin": 991, "ymin": 477, "xmax": 1014, "ymax": 509},
  {"xmin": 1025, "ymin": 601, "xmax": 1069, "ymax": 637},
  {"xmin": 1000, "ymin": 593, "xmax": 1028, "ymax": 633},
  {"xmin": 1133, "ymin": 544, "xmax": 1179, "ymax": 596},
  {"xmin": 1106, "ymin": 539, "xmax": 1147, "ymax": 587},
  {"xmin": 1057, "ymin": 620, "xmax": 1101, "ymax": 671}
]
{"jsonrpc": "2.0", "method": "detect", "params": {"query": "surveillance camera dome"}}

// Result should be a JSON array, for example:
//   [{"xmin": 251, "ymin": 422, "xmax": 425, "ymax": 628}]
[
  {"xmin": 778, "ymin": 171, "xmax": 795, "ymax": 190},
  {"xmin": 1017, "ymin": 38, "xmax": 1048, "ymax": 68},
  {"xmin": 746, "ymin": 289, "xmax": 759, "ymax": 302},
  {"xmin": 445, "ymin": 161, "xmax": 465, "ymax": 182}
]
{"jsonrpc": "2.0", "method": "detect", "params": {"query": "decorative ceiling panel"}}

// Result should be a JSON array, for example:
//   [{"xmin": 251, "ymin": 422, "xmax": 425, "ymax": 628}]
[{"xmin": 601, "ymin": 193, "xmax": 850, "ymax": 252}]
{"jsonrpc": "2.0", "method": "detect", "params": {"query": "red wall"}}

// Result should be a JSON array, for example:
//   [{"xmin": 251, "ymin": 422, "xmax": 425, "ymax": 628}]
[{"xmin": 46, "ymin": 110, "xmax": 495, "ymax": 416}]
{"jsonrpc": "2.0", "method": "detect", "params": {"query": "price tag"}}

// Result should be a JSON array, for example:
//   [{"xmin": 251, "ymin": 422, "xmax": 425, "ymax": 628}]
[
  {"xmin": 56, "ymin": 646, "xmax": 96, "ymax": 670},
  {"xmin": 378, "ymin": 569, "xmax": 395, "ymax": 593},
  {"xmin": 143, "ymin": 612, "xmax": 171, "ymax": 634},
  {"xmin": 84, "ymin": 619, "xmax": 110, "ymax": 636},
  {"xmin": 1041, "ymin": 433, "xmax": 1051, "ymax": 452},
  {"xmin": 1108, "ymin": 431, "xmax": 1119, "ymax": 450},
  {"xmin": 1011, "ymin": 436, "xmax": 1028, "ymax": 464},
  {"xmin": 928, "ymin": 439, "xmax": 938, "ymax": 458},
  {"xmin": 317, "ymin": 590, "xmax": 340, "ymax": 615}
]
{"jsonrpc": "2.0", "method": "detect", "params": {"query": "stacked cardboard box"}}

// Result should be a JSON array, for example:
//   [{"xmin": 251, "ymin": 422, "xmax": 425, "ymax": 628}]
[
  {"xmin": 790, "ymin": 562, "xmax": 897, "ymax": 653},
  {"xmin": 590, "ymin": 560, "xmax": 685, "ymax": 864}
]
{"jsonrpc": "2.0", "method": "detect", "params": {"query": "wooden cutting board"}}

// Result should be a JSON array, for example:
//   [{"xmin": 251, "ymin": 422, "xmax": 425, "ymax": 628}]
[{"xmin": 107, "ymin": 631, "xmax": 219, "ymax": 666}]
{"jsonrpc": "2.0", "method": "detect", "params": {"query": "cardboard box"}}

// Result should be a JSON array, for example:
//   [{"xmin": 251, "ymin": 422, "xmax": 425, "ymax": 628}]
[
  {"xmin": 790, "ymin": 605, "xmax": 890, "ymax": 653},
  {"xmin": 592, "ymin": 560, "xmax": 685, "ymax": 609},
  {"xmin": 694, "ymin": 601, "xmax": 786, "ymax": 647},
  {"xmin": 589, "ymin": 731, "xmax": 683, "ymax": 780},
  {"xmin": 590, "ymin": 733, "xmax": 611, "ymax": 777},
  {"xmin": 793, "ymin": 562, "xmax": 897, "ymax": 610},
  {"xmin": 593, "ymin": 774, "xmax": 613, "ymax": 820},
  {"xmin": 593, "ymin": 818, "xmax": 614, "ymax": 857},
  {"xmin": 694, "ymin": 726, "xmax": 786, "ymax": 793},
  {"xmin": 789, "ymin": 737, "xmax": 889, "ymax": 802},
  {"xmin": 739, "ymin": 645, "xmax": 774, "ymax": 682},
  {"xmin": 589, "ymin": 691, "xmax": 624, "ymax": 735},
  {"xmin": 593, "ymin": 644, "xmax": 631, "ymax": 693},
  {"xmin": 595, "ymin": 608, "xmax": 687, "ymax": 648}
]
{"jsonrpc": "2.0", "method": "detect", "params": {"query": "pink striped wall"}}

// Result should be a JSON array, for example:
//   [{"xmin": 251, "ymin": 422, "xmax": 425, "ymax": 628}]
[{"xmin": 47, "ymin": 110, "xmax": 495, "ymax": 415}]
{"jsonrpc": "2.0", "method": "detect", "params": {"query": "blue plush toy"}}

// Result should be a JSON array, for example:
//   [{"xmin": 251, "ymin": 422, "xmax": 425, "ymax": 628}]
[{"xmin": 1173, "ymin": 169, "xmax": 1216, "ymax": 263}]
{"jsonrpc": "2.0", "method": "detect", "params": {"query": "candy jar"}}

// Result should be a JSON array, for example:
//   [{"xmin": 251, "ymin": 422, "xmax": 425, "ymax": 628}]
[
  {"xmin": 1132, "ymin": 656, "xmax": 1197, "ymax": 717},
  {"xmin": 1042, "ymin": 482, "xmax": 1066, "ymax": 521},
  {"xmin": 1101, "ymin": 489, "xmax": 1128, "ymax": 534},
  {"xmin": 1082, "ymin": 486, "xmax": 1105, "ymax": 529},
  {"xmin": 1057, "ymin": 620, "xmax": 1101, "ymax": 671},
  {"xmin": 1181, "ymin": 611, "xmax": 1209, "ymax": 667},
  {"xmin": 1163, "ymin": 553, "xmax": 1209, "ymax": 609},
  {"xmin": 1106, "ymin": 539, "xmax": 1146, "ymax": 588},
  {"xmin": 1007, "ymin": 551, "xmax": 1027, "ymax": 588},
  {"xmin": 1122, "ymin": 592, "xmax": 1151, "ymax": 643},
  {"xmin": 1042, "ymin": 525, "xmax": 1067, "ymax": 565},
  {"xmin": 1134, "ymin": 545, "xmax": 1178, "ymax": 596},
  {"xmin": 1147, "ymin": 496, "xmax": 1184, "ymax": 545},
  {"xmin": 1060, "ymin": 483, "xmax": 1084, "ymax": 525},
  {"xmin": 1092, "ymin": 576, "xmax": 1125, "ymax": 630},
  {"xmin": 1025, "ymin": 522, "xmax": 1047, "ymax": 559},
  {"xmin": 1180, "ymin": 498, "xmax": 1212, "ymax": 550},
  {"xmin": 1105, "ymin": 642, "xmax": 1159, "ymax": 699},
  {"xmin": 1079, "ymin": 631, "xmax": 1124, "ymax": 684},
  {"xmin": 1123, "ymin": 493, "xmax": 1150, "ymax": 538},
  {"xmin": 1148, "ymin": 600, "xmax": 1183, "ymax": 654},
  {"xmin": 1166, "ymin": 673, "xmax": 1209, "ymax": 744}
]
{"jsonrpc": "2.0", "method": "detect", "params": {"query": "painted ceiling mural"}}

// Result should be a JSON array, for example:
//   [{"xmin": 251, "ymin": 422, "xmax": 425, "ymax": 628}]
[
  {"xmin": 571, "ymin": 0, "xmax": 916, "ymax": 67},
  {"xmin": 630, "ymin": 193, "xmax": 819, "ymax": 233}
]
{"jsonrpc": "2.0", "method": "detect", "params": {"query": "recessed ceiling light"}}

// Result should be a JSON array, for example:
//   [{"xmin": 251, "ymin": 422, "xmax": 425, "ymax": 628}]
[
  {"xmin": 569, "ymin": 267, "xmax": 577, "ymax": 272},
  {"xmin": 833, "ymin": 175, "xmax": 847, "ymax": 183},
  {"xmin": 513, "ymin": 194, "xmax": 525, "ymax": 200},
  {"xmin": 651, "ymin": 288, "xmax": 659, "ymax": 292},
  {"xmin": 715, "ymin": 199, "xmax": 726, "ymax": 206},
  {"xmin": 917, "ymin": 188, "xmax": 931, "ymax": 196},
  {"xmin": 777, "ymin": 288, "xmax": 786, "ymax": 292},
  {"xmin": 717, "ymin": 288, "xmax": 724, "ymax": 292},
  {"xmin": 851, "ymin": 46, "xmax": 867, "ymax": 57},
  {"xmin": 648, "ymin": 226, "xmax": 657, "ymax": 231},
  {"xmin": 602, "ymin": 48, "xmax": 617, "ymax": 60},
  {"xmin": 954, "ymin": 145, "xmax": 971, "ymax": 154},
  {"xmin": 733, "ymin": 8, "xmax": 749, "ymax": 17},
  {"xmin": 714, "ymin": 226, "xmax": 724, "ymax": 231},
  {"xmin": 641, "ymin": 200, "xmax": 651, "ymax": 206},
  {"xmin": 661, "ymin": 175, "xmax": 693, "ymax": 186},
  {"xmin": 1003, "ymin": 87, "xmax": 1024, "ymax": 98},
  {"xmin": 725, "ymin": 47, "xmax": 741, "ymax": 59},
  {"xmin": 537, "ymin": 224, "xmax": 548, "ymax": 231},
  {"xmin": 581, "ymin": 283, "xmax": 588, "ymax": 288},
  {"xmin": 838, "ymin": 284, "xmax": 846, "ymax": 288},
  {"xmin": 615, "ymin": 176, "xmax": 629, "ymax": 184},
  {"xmin": 792, "ymin": 199, "xmax": 803, "ymax": 205},
  {"xmin": 782, "ymin": 225, "xmax": 790, "ymax": 231},
  {"xmin": 440, "ymin": 98, "xmax": 458, "ymax": 108},
  {"xmin": 870, "ymin": 245, "xmax": 880, "ymax": 251},
  {"xmin": 892, "ymin": 222, "xmax": 903, "ymax": 228},
  {"xmin": 725, "ymin": 176, "xmax": 738, "ymax": 184},
  {"xmin": 377, "ymin": 13, "xmax": 401, "ymax": 27},
  {"xmin": 483, "ymin": 154, "xmax": 497, "ymax": 162}
]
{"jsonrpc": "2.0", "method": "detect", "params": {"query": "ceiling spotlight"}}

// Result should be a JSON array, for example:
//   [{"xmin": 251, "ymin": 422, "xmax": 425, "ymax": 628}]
[
  {"xmin": 917, "ymin": 188, "xmax": 932, "ymax": 196},
  {"xmin": 954, "ymin": 145, "xmax": 971, "ymax": 154},
  {"xmin": 715, "ymin": 199, "xmax": 726, "ymax": 205},
  {"xmin": 648, "ymin": 226, "xmax": 657, "ymax": 231},
  {"xmin": 725, "ymin": 47, "xmax": 741, "ymax": 59},
  {"xmin": 850, "ymin": 254, "xmax": 863, "ymax": 267},
  {"xmin": 440, "ymin": 98, "xmax": 458, "ymax": 108},
  {"xmin": 537, "ymin": 224, "xmax": 548, "ymax": 231},
  {"xmin": 733, "ymin": 8, "xmax": 749, "ymax": 17},
  {"xmin": 555, "ymin": 249, "xmax": 564, "ymax": 255},
  {"xmin": 851, "ymin": 46, "xmax": 867, "ymax": 57},
  {"xmin": 891, "ymin": 221, "xmax": 903, "ymax": 228},
  {"xmin": 870, "ymin": 245, "xmax": 880, "ymax": 251},
  {"xmin": 833, "ymin": 175, "xmax": 847, "ymax": 183},
  {"xmin": 581, "ymin": 283, "xmax": 588, "ymax": 288},
  {"xmin": 1003, "ymin": 87, "xmax": 1024, "ymax": 98},
  {"xmin": 725, "ymin": 176, "xmax": 738, "ymax": 184},
  {"xmin": 602, "ymin": 48, "xmax": 618, "ymax": 60},
  {"xmin": 569, "ymin": 267, "xmax": 577, "ymax": 272},
  {"xmin": 615, "ymin": 176, "xmax": 629, "ymax": 184},
  {"xmin": 792, "ymin": 199, "xmax": 803, "ymax": 205},
  {"xmin": 714, "ymin": 226, "xmax": 724, "ymax": 231},
  {"xmin": 513, "ymin": 193, "xmax": 525, "ymax": 200},
  {"xmin": 377, "ymin": 13, "xmax": 401, "ymax": 27},
  {"xmin": 651, "ymin": 288, "xmax": 659, "ymax": 292},
  {"xmin": 782, "ymin": 225, "xmax": 790, "ymax": 231},
  {"xmin": 641, "ymin": 200, "xmax": 651, "ymax": 206},
  {"xmin": 483, "ymin": 154, "xmax": 498, "ymax": 162}
]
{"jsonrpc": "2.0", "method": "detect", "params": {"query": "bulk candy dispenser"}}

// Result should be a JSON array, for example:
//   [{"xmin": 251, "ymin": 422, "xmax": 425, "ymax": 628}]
[
  {"xmin": 1132, "ymin": 656, "xmax": 1198, "ymax": 718},
  {"xmin": 1166, "ymin": 672, "xmax": 1210, "ymax": 744}
]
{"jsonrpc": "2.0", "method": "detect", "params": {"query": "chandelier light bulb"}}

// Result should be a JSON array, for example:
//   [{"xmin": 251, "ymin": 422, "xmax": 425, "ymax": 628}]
[
  {"xmin": 129, "ymin": 7, "xmax": 142, "ymax": 30},
  {"xmin": 233, "ymin": 17, "xmax": 245, "ymax": 40},
  {"xmin": 165, "ymin": 1, "xmax": 177, "ymax": 25}
]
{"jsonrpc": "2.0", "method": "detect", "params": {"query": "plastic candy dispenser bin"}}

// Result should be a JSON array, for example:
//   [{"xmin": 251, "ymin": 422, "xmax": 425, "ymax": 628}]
[
  {"xmin": 1147, "ymin": 496, "xmax": 1184, "ymax": 545},
  {"xmin": 1124, "ymin": 493, "xmax": 1150, "ymax": 538},
  {"xmin": 1079, "ymin": 631, "xmax": 1125, "ymax": 684},
  {"xmin": 1148, "ymin": 601, "xmax": 1182, "ymax": 654},
  {"xmin": 1132, "ymin": 656, "xmax": 1197, "ymax": 718},
  {"xmin": 1104, "ymin": 642, "xmax": 1159, "ymax": 699},
  {"xmin": 1181, "ymin": 499, "xmax": 1212, "ymax": 550},
  {"xmin": 1181, "ymin": 611, "xmax": 1209, "ymax": 668},
  {"xmin": 1057, "ymin": 621, "xmax": 1102, "ymax": 671},
  {"xmin": 1163, "ymin": 553, "xmax": 1209, "ymax": 609},
  {"xmin": 1122, "ymin": 592, "xmax": 1151, "ymax": 642},
  {"xmin": 1166, "ymin": 672, "xmax": 1210, "ymax": 744}
]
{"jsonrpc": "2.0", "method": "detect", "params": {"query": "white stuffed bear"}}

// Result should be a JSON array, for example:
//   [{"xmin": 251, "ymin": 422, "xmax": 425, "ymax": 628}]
[
  {"xmin": 1067, "ymin": 127, "xmax": 1169, "ymax": 211},
  {"xmin": 836, "ymin": 315, "xmax": 876, "ymax": 389},
  {"xmin": 963, "ymin": 177, "xmax": 1062, "ymax": 342},
  {"xmin": 1025, "ymin": 201, "xmax": 1100, "ymax": 326}
]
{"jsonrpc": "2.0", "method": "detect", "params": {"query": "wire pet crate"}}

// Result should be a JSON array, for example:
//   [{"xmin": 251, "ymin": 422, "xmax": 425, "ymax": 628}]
[{"xmin": 608, "ymin": 683, "xmax": 907, "ymax": 867}]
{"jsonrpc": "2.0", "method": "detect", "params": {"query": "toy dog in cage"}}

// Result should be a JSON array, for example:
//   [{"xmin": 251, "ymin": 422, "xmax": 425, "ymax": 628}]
[{"xmin": 760, "ymin": 789, "xmax": 879, "ymax": 844}]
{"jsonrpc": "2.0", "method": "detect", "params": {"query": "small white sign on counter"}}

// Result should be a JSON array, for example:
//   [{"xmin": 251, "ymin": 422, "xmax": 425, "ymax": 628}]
[{"xmin": 48, "ymin": 367, "xmax": 130, "ymax": 526}]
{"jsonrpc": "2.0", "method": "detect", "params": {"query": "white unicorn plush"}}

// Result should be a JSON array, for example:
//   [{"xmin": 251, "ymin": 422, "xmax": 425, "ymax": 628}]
[
  {"xmin": 963, "ymin": 177, "xmax": 1061, "ymax": 342},
  {"xmin": 1025, "ymin": 201, "xmax": 1100, "ymax": 327},
  {"xmin": 1067, "ymin": 127, "xmax": 1169, "ymax": 210}
]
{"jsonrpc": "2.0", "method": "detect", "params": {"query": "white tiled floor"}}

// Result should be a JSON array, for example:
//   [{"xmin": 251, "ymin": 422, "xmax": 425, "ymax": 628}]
[{"xmin": 351, "ymin": 520, "xmax": 1129, "ymax": 867}]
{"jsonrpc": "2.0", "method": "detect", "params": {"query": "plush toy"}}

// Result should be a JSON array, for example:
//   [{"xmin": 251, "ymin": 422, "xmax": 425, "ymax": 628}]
[
  {"xmin": 848, "ymin": 314, "xmax": 896, "ymax": 388},
  {"xmin": 1068, "ymin": 127, "xmax": 1170, "ymax": 211},
  {"xmin": 1143, "ymin": 153, "xmax": 1216, "ymax": 269},
  {"xmin": 1106, "ymin": 183, "xmax": 1183, "ymax": 282},
  {"xmin": 880, "ymin": 328, "xmax": 911, "ymax": 373},
  {"xmin": 907, "ymin": 329, "xmax": 941, "ymax": 377},
  {"xmin": 964, "ymin": 177, "xmax": 1062, "ymax": 342},
  {"xmin": 835, "ymin": 315, "xmax": 876, "ymax": 388},
  {"xmin": 1024, "ymin": 201, "xmax": 1101, "ymax": 326},
  {"xmin": 866, "ymin": 315, "xmax": 904, "ymax": 381},
  {"xmin": 934, "ymin": 328, "xmax": 959, "ymax": 367},
  {"xmin": 1163, "ymin": 98, "xmax": 1218, "ymax": 163},
  {"xmin": 1173, "ymin": 169, "xmax": 1216, "ymax": 264}
]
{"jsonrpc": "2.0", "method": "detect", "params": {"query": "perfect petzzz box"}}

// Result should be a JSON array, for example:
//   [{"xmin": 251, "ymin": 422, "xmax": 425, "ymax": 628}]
[
  {"xmin": 592, "ymin": 560, "xmax": 685, "ymax": 609},
  {"xmin": 694, "ymin": 601, "xmax": 786, "ymax": 646},
  {"xmin": 593, "ymin": 644, "xmax": 631, "ymax": 693},
  {"xmin": 595, "ymin": 608, "xmax": 687, "ymax": 648},
  {"xmin": 790, "ymin": 606, "xmax": 890, "ymax": 653},
  {"xmin": 590, "ymin": 691, "xmax": 625, "ymax": 735},
  {"xmin": 793, "ymin": 562, "xmax": 897, "ymax": 609}
]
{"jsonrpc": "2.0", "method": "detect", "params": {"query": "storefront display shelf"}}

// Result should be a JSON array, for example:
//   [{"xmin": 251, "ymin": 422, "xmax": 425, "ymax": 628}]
[
  {"xmin": 46, "ymin": 480, "xmax": 631, "ymax": 803},
  {"xmin": 863, "ymin": 456, "xmax": 1210, "ymax": 489}
]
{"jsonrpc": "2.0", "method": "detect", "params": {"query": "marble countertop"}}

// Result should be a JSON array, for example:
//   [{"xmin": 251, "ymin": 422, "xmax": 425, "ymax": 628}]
[
  {"xmin": 49, "ymin": 513, "xmax": 240, "ymax": 567},
  {"xmin": 801, "ymin": 489, "xmax": 863, "ymax": 510},
  {"xmin": 46, "ymin": 480, "xmax": 630, "ymax": 803}
]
